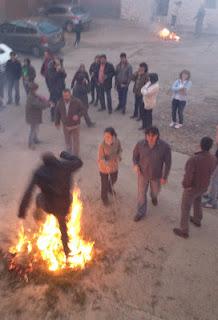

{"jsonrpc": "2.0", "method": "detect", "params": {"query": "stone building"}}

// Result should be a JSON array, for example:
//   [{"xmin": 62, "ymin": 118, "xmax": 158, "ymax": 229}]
[{"xmin": 0, "ymin": 0, "xmax": 42, "ymax": 20}]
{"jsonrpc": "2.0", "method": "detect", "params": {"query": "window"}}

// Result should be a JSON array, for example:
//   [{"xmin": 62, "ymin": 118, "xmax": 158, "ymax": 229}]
[
  {"xmin": 205, "ymin": 0, "xmax": 217, "ymax": 9},
  {"xmin": 38, "ymin": 21, "xmax": 59, "ymax": 34},
  {"xmin": 47, "ymin": 7, "xmax": 67, "ymax": 14},
  {"xmin": 15, "ymin": 26, "xmax": 30, "ymax": 34},
  {"xmin": 71, "ymin": 7, "xmax": 86, "ymax": 14},
  {"xmin": 0, "ymin": 23, "xmax": 15, "ymax": 33}
]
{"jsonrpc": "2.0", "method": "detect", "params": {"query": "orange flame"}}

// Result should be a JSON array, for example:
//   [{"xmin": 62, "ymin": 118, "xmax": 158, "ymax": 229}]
[
  {"xmin": 159, "ymin": 28, "xmax": 180, "ymax": 42},
  {"xmin": 9, "ymin": 188, "xmax": 94, "ymax": 272}
]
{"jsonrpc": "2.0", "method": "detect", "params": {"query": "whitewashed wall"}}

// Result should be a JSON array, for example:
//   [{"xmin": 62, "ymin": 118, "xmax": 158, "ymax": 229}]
[
  {"xmin": 121, "ymin": 0, "xmax": 153, "ymax": 25},
  {"xmin": 121, "ymin": 0, "xmax": 218, "ymax": 33}
]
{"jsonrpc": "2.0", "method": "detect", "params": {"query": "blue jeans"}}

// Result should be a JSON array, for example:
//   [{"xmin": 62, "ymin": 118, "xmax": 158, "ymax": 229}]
[
  {"xmin": 172, "ymin": 99, "xmax": 186, "ymax": 124},
  {"xmin": 136, "ymin": 173, "xmax": 160, "ymax": 218},
  {"xmin": 207, "ymin": 166, "xmax": 218, "ymax": 207},
  {"xmin": 99, "ymin": 86, "xmax": 112, "ymax": 113},
  {"xmin": 133, "ymin": 95, "xmax": 143, "ymax": 118},
  {"xmin": 117, "ymin": 85, "xmax": 128, "ymax": 112},
  {"xmin": 8, "ymin": 78, "xmax": 20, "ymax": 104}
]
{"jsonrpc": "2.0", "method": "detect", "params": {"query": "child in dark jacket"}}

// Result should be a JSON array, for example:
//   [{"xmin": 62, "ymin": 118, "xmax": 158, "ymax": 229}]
[{"xmin": 98, "ymin": 127, "xmax": 122, "ymax": 206}]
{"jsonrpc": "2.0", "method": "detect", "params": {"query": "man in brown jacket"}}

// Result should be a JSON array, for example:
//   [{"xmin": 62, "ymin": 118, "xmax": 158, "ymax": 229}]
[
  {"xmin": 133, "ymin": 126, "xmax": 172, "ymax": 221},
  {"xmin": 55, "ymin": 89, "xmax": 85, "ymax": 156},
  {"xmin": 174, "ymin": 137, "xmax": 216, "ymax": 238}
]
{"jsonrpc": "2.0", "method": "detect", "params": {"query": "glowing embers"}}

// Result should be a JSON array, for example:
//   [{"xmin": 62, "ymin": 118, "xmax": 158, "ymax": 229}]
[{"xmin": 159, "ymin": 28, "xmax": 181, "ymax": 42}]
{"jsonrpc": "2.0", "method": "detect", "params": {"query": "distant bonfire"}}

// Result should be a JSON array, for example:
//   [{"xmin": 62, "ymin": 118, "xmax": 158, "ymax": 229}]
[{"xmin": 158, "ymin": 28, "xmax": 181, "ymax": 42}]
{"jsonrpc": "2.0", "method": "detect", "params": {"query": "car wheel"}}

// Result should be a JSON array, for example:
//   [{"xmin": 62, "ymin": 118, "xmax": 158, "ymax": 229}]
[
  {"xmin": 32, "ymin": 46, "xmax": 41, "ymax": 58},
  {"xmin": 66, "ymin": 22, "xmax": 74, "ymax": 33}
]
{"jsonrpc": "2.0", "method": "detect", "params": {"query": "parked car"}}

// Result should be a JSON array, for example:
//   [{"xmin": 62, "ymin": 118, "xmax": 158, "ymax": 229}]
[
  {"xmin": 0, "ymin": 43, "xmax": 12, "ymax": 73},
  {"xmin": 0, "ymin": 18, "xmax": 65, "ymax": 57},
  {"xmin": 39, "ymin": 4, "xmax": 92, "ymax": 33}
]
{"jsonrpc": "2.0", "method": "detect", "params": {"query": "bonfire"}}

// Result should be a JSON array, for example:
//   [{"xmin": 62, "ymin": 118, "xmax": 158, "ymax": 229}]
[
  {"xmin": 159, "ymin": 28, "xmax": 180, "ymax": 42},
  {"xmin": 7, "ymin": 188, "xmax": 94, "ymax": 277}
]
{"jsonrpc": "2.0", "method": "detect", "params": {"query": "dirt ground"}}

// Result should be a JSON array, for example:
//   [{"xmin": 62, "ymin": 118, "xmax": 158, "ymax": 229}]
[{"xmin": 0, "ymin": 19, "xmax": 218, "ymax": 320}]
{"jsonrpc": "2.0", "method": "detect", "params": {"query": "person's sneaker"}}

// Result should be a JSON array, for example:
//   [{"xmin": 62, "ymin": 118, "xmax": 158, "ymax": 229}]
[
  {"xmin": 136, "ymin": 118, "xmax": 141, "ymax": 122},
  {"xmin": 175, "ymin": 123, "xmax": 183, "ymax": 129},
  {"xmin": 89, "ymin": 100, "xmax": 94, "ymax": 105},
  {"xmin": 190, "ymin": 216, "xmax": 201, "ymax": 227},
  {"xmin": 98, "ymin": 108, "xmax": 105, "ymax": 112},
  {"xmin": 134, "ymin": 214, "xmax": 144, "ymax": 222},
  {"xmin": 34, "ymin": 139, "xmax": 42, "ymax": 144},
  {"xmin": 130, "ymin": 115, "xmax": 136, "ymax": 119},
  {"xmin": 169, "ymin": 122, "xmax": 176, "ymax": 127},
  {"xmin": 151, "ymin": 198, "xmax": 158, "ymax": 206},
  {"xmin": 122, "ymin": 110, "xmax": 126, "ymax": 115},
  {"xmin": 94, "ymin": 101, "xmax": 98, "ymax": 106},
  {"xmin": 108, "ymin": 110, "xmax": 112, "ymax": 114},
  {"xmin": 115, "ymin": 106, "xmax": 121, "ymax": 112},
  {"xmin": 173, "ymin": 228, "xmax": 189, "ymax": 239},
  {"xmin": 202, "ymin": 202, "xmax": 217, "ymax": 209}
]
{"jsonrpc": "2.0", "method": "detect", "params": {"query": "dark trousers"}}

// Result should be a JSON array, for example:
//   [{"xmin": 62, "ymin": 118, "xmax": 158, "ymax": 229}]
[
  {"xmin": 90, "ymin": 78, "xmax": 99, "ymax": 103},
  {"xmin": 75, "ymin": 32, "xmax": 81, "ymax": 46},
  {"xmin": 0, "ymin": 74, "xmax": 4, "ymax": 108},
  {"xmin": 83, "ymin": 109, "xmax": 93, "ymax": 127},
  {"xmin": 136, "ymin": 174, "xmax": 160, "ymax": 218},
  {"xmin": 172, "ymin": 99, "xmax": 186, "ymax": 124},
  {"xmin": 180, "ymin": 188, "xmax": 205, "ymax": 234},
  {"xmin": 133, "ymin": 95, "xmax": 143, "ymax": 118},
  {"xmin": 100, "ymin": 171, "xmax": 118, "ymax": 202},
  {"xmin": 99, "ymin": 86, "xmax": 112, "ymax": 113},
  {"xmin": 0, "ymin": 74, "xmax": 4, "ymax": 99},
  {"xmin": 7, "ymin": 78, "xmax": 20, "ymax": 104},
  {"xmin": 36, "ymin": 193, "xmax": 70, "ymax": 257},
  {"xmin": 117, "ymin": 85, "xmax": 128, "ymax": 112},
  {"xmin": 142, "ymin": 108, "xmax": 153, "ymax": 129}
]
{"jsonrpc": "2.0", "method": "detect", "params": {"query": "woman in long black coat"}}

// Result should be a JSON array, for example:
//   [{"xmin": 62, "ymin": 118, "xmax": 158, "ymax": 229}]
[
  {"xmin": 71, "ymin": 64, "xmax": 95, "ymax": 127},
  {"xmin": 48, "ymin": 58, "xmax": 66, "ymax": 121}
]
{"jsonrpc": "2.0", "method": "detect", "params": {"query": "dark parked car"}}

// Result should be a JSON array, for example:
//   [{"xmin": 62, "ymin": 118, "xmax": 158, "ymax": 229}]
[
  {"xmin": 39, "ymin": 4, "xmax": 92, "ymax": 33},
  {"xmin": 0, "ymin": 18, "xmax": 65, "ymax": 57}
]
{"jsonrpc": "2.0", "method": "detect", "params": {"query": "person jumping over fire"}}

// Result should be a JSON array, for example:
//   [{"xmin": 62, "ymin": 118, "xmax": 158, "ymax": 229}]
[{"xmin": 17, "ymin": 152, "xmax": 83, "ymax": 258}]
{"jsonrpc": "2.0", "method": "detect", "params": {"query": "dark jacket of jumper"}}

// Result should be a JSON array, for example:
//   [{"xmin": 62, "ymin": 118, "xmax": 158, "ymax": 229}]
[
  {"xmin": 97, "ymin": 62, "xmax": 115, "ymax": 90},
  {"xmin": 6, "ymin": 59, "xmax": 22, "ymax": 80},
  {"xmin": 18, "ymin": 155, "xmax": 83, "ymax": 218},
  {"xmin": 183, "ymin": 151, "xmax": 216, "ymax": 191}
]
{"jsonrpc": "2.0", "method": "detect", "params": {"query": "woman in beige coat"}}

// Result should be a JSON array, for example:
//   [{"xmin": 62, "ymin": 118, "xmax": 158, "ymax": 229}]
[{"xmin": 139, "ymin": 73, "xmax": 159, "ymax": 130}]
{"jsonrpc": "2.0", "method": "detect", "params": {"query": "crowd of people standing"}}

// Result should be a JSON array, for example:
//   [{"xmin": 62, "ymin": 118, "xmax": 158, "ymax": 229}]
[{"xmin": 0, "ymin": 47, "xmax": 217, "ymax": 241}]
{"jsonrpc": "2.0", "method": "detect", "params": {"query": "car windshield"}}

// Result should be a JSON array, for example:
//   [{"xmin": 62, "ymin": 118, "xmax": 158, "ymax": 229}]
[
  {"xmin": 37, "ymin": 21, "xmax": 59, "ymax": 34},
  {"xmin": 71, "ymin": 7, "xmax": 86, "ymax": 14}
]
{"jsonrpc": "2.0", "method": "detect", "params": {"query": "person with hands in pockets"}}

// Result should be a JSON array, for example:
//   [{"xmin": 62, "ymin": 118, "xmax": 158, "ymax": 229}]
[{"xmin": 98, "ymin": 127, "xmax": 122, "ymax": 206}]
